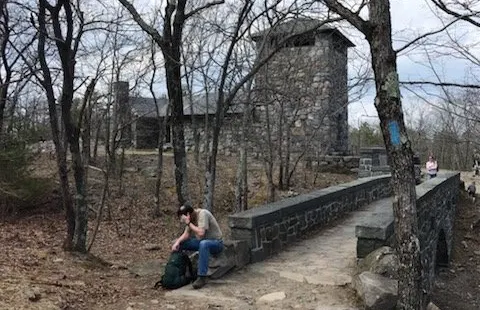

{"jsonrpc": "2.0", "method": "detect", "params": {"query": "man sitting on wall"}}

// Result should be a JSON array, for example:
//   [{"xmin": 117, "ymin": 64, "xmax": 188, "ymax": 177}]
[{"xmin": 171, "ymin": 203, "xmax": 223, "ymax": 289}]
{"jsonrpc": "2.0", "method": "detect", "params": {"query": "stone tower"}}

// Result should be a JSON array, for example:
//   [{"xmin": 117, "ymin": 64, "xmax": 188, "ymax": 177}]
[{"xmin": 252, "ymin": 18, "xmax": 354, "ymax": 155}]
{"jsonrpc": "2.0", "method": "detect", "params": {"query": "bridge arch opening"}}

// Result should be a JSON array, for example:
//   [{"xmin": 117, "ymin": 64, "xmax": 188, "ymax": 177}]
[{"xmin": 435, "ymin": 229, "xmax": 449, "ymax": 273}]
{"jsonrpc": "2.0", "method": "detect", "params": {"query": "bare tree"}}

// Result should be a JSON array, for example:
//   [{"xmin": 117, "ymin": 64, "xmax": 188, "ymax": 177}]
[
  {"xmin": 36, "ymin": 0, "xmax": 89, "ymax": 252},
  {"xmin": 320, "ymin": 1, "xmax": 422, "ymax": 308},
  {"xmin": 0, "ymin": 1, "xmax": 35, "ymax": 142},
  {"xmin": 147, "ymin": 39, "xmax": 170, "ymax": 217},
  {"xmin": 200, "ymin": 2, "xmax": 342, "ymax": 210},
  {"xmin": 117, "ymin": 0, "xmax": 225, "ymax": 206}
]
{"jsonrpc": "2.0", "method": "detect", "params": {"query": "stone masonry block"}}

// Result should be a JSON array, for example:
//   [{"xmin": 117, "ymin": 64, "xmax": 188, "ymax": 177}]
[
  {"xmin": 262, "ymin": 241, "xmax": 273, "ymax": 257},
  {"xmin": 250, "ymin": 247, "xmax": 266, "ymax": 263},
  {"xmin": 230, "ymin": 228, "xmax": 255, "ymax": 248},
  {"xmin": 225, "ymin": 240, "xmax": 250, "ymax": 268},
  {"xmin": 287, "ymin": 233, "xmax": 297, "ymax": 243},
  {"xmin": 260, "ymin": 227, "xmax": 266, "ymax": 242}
]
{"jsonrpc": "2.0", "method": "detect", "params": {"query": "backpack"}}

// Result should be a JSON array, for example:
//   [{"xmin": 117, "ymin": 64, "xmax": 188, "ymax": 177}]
[{"xmin": 154, "ymin": 251, "xmax": 196, "ymax": 289}]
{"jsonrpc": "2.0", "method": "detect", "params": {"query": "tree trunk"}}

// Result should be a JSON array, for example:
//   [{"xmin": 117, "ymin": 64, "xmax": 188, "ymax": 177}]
[
  {"xmin": 81, "ymin": 81, "xmax": 96, "ymax": 184},
  {"xmin": 278, "ymin": 105, "xmax": 285, "ymax": 190},
  {"xmin": 92, "ymin": 116, "xmax": 102, "ymax": 162},
  {"xmin": 264, "ymin": 102, "xmax": 275, "ymax": 202},
  {"xmin": 164, "ymin": 52, "xmax": 190, "ymax": 205},
  {"xmin": 285, "ymin": 127, "xmax": 292, "ymax": 188},
  {"xmin": 68, "ymin": 131, "xmax": 88, "ymax": 253},
  {"xmin": 235, "ymin": 90, "xmax": 252, "ymax": 212},
  {"xmin": 0, "ymin": 85, "xmax": 7, "ymax": 141},
  {"xmin": 368, "ymin": 1, "xmax": 422, "ymax": 308},
  {"xmin": 37, "ymin": 0, "xmax": 76, "ymax": 250},
  {"xmin": 185, "ymin": 73, "xmax": 200, "ymax": 165},
  {"xmin": 154, "ymin": 129, "xmax": 165, "ymax": 216},
  {"xmin": 322, "ymin": 0, "xmax": 423, "ymax": 307},
  {"xmin": 203, "ymin": 109, "xmax": 221, "ymax": 212},
  {"xmin": 152, "ymin": 92, "xmax": 168, "ymax": 218},
  {"xmin": 82, "ymin": 101, "xmax": 92, "ymax": 168},
  {"xmin": 59, "ymin": 54, "xmax": 87, "ymax": 254}
]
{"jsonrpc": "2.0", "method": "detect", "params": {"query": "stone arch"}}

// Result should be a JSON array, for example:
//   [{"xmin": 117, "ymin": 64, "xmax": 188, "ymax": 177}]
[{"xmin": 435, "ymin": 229, "xmax": 449, "ymax": 272}]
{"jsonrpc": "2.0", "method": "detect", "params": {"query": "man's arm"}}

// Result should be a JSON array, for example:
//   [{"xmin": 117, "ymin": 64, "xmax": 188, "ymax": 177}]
[
  {"xmin": 172, "ymin": 227, "xmax": 189, "ymax": 251},
  {"xmin": 187, "ymin": 222, "xmax": 205, "ymax": 239}
]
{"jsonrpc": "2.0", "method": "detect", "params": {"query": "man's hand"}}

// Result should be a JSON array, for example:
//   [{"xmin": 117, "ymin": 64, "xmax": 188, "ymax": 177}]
[
  {"xmin": 171, "ymin": 241, "xmax": 180, "ymax": 252},
  {"xmin": 180, "ymin": 213, "xmax": 191, "ymax": 225}
]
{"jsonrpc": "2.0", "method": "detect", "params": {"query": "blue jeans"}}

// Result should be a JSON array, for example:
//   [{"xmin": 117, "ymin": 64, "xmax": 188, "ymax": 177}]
[{"xmin": 179, "ymin": 238, "xmax": 223, "ymax": 276}]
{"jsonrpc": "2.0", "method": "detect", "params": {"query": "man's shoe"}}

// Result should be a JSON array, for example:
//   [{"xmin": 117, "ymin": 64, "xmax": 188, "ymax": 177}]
[{"xmin": 192, "ymin": 276, "xmax": 206, "ymax": 289}]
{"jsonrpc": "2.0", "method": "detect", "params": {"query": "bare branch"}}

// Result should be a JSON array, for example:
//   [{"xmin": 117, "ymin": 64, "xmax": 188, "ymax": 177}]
[
  {"xmin": 401, "ymin": 80, "xmax": 480, "ymax": 89},
  {"xmin": 185, "ymin": 1, "xmax": 225, "ymax": 20},
  {"xmin": 116, "ymin": 0, "xmax": 166, "ymax": 48},
  {"xmin": 395, "ymin": 17, "xmax": 462, "ymax": 54},
  {"xmin": 322, "ymin": 0, "xmax": 369, "ymax": 35},
  {"xmin": 431, "ymin": 0, "xmax": 480, "ymax": 28}
]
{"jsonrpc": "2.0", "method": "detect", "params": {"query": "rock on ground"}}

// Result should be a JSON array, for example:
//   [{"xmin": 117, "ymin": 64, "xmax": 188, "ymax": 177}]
[
  {"xmin": 257, "ymin": 291, "xmax": 286, "ymax": 303},
  {"xmin": 357, "ymin": 246, "xmax": 399, "ymax": 279},
  {"xmin": 353, "ymin": 271, "xmax": 398, "ymax": 310}
]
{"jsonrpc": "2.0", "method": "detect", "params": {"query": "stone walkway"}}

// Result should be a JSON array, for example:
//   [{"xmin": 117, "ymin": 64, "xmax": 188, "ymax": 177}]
[{"xmin": 141, "ymin": 198, "xmax": 393, "ymax": 310}]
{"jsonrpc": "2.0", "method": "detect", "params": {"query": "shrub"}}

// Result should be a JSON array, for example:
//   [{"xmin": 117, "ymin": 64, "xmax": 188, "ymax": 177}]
[{"xmin": 0, "ymin": 134, "xmax": 53, "ymax": 218}]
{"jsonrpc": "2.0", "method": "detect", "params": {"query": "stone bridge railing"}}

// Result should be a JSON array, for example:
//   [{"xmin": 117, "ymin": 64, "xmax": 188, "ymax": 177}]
[
  {"xmin": 355, "ymin": 171, "xmax": 460, "ymax": 306},
  {"xmin": 228, "ymin": 175, "xmax": 392, "ymax": 263}
]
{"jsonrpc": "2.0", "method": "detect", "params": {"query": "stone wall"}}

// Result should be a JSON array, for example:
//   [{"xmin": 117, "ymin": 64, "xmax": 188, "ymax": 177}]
[
  {"xmin": 312, "ymin": 154, "xmax": 359, "ymax": 172},
  {"xmin": 355, "ymin": 172, "xmax": 460, "ymax": 306},
  {"xmin": 228, "ymin": 175, "xmax": 392, "ymax": 263},
  {"xmin": 253, "ymin": 27, "xmax": 352, "ymax": 156},
  {"xmin": 358, "ymin": 147, "xmax": 390, "ymax": 178},
  {"xmin": 183, "ymin": 116, "xmax": 242, "ymax": 155}
]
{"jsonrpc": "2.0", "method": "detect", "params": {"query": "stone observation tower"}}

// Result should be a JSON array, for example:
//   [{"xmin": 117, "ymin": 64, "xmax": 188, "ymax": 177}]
[{"xmin": 252, "ymin": 18, "xmax": 354, "ymax": 155}]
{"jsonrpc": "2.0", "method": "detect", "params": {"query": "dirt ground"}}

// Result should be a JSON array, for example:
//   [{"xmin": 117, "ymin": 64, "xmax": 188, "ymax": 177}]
[
  {"xmin": 2, "ymin": 154, "xmax": 480, "ymax": 309},
  {"xmin": 0, "ymin": 153, "xmax": 355, "ymax": 310}
]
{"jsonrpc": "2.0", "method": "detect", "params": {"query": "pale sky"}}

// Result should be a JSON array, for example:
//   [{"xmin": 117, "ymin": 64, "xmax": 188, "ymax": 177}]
[
  {"xmin": 102, "ymin": 0, "xmax": 479, "ymax": 128},
  {"xmin": 347, "ymin": 0, "xmax": 480, "ymax": 127}
]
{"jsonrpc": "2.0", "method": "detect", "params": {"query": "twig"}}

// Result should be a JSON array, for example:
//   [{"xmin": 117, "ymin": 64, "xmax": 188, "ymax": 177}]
[{"xmin": 29, "ymin": 280, "xmax": 80, "ymax": 289}]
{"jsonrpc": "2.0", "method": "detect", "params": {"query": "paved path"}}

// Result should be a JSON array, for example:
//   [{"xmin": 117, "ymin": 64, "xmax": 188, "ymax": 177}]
[{"xmin": 144, "ymin": 198, "xmax": 393, "ymax": 310}]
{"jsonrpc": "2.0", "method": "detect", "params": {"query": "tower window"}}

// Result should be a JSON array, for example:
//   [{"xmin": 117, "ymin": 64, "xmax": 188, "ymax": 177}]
[{"xmin": 284, "ymin": 35, "xmax": 315, "ymax": 47}]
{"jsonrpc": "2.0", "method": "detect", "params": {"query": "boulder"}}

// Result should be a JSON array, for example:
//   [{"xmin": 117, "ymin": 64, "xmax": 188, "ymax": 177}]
[
  {"xmin": 357, "ymin": 246, "xmax": 399, "ymax": 279},
  {"xmin": 354, "ymin": 271, "xmax": 398, "ymax": 310}
]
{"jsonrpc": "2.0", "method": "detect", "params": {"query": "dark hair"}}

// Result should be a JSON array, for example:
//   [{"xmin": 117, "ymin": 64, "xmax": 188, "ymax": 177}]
[{"xmin": 177, "ymin": 203, "xmax": 194, "ymax": 217}]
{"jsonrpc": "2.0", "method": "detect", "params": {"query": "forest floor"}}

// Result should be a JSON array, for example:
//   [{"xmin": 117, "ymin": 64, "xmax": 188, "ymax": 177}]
[
  {"xmin": 1, "ymin": 154, "xmax": 479, "ymax": 309},
  {"xmin": 0, "ymin": 152, "xmax": 355, "ymax": 310}
]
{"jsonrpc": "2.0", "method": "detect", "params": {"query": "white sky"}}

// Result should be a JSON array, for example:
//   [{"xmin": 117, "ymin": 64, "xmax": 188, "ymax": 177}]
[
  {"xmin": 100, "ymin": 0, "xmax": 479, "ymax": 128},
  {"xmin": 348, "ymin": 0, "xmax": 480, "ymax": 127}
]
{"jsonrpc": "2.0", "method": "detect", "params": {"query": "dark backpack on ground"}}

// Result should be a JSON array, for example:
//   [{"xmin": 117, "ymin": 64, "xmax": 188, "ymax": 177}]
[{"xmin": 154, "ymin": 251, "xmax": 196, "ymax": 289}]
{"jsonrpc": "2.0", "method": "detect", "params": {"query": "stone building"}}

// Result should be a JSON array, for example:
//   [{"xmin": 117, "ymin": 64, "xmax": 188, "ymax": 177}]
[
  {"xmin": 114, "ymin": 18, "xmax": 355, "ymax": 157},
  {"xmin": 112, "ymin": 81, "xmax": 243, "ymax": 150},
  {"xmin": 251, "ymin": 18, "xmax": 354, "ymax": 156}
]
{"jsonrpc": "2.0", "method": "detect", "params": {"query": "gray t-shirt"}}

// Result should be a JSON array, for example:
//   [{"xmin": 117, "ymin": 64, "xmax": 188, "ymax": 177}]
[{"xmin": 188, "ymin": 209, "xmax": 222, "ymax": 240}]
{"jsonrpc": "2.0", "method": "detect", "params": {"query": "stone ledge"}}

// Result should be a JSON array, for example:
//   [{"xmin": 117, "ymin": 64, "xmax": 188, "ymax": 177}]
[
  {"xmin": 229, "ymin": 175, "xmax": 391, "ymax": 230},
  {"xmin": 189, "ymin": 240, "xmax": 250, "ymax": 279},
  {"xmin": 229, "ymin": 175, "xmax": 392, "ymax": 263},
  {"xmin": 355, "ymin": 210, "xmax": 394, "ymax": 240}
]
